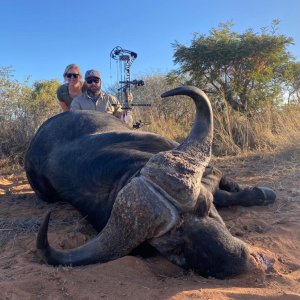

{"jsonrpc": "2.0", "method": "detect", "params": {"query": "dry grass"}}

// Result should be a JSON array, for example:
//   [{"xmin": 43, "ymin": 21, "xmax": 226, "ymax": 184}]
[
  {"xmin": 138, "ymin": 115, "xmax": 190, "ymax": 143},
  {"xmin": 1, "ymin": 97, "xmax": 300, "ymax": 162},
  {"xmin": 133, "ymin": 103, "xmax": 300, "ymax": 157},
  {"xmin": 135, "ymin": 105, "xmax": 300, "ymax": 156},
  {"xmin": 0, "ymin": 217, "xmax": 41, "ymax": 247}
]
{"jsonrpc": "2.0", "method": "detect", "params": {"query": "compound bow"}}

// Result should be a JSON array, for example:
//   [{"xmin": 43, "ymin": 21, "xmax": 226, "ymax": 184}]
[{"xmin": 110, "ymin": 46, "xmax": 151, "ymax": 128}]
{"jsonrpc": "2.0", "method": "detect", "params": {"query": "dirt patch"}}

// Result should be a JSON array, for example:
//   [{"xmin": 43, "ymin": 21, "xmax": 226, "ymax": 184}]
[{"xmin": 0, "ymin": 151, "xmax": 300, "ymax": 300}]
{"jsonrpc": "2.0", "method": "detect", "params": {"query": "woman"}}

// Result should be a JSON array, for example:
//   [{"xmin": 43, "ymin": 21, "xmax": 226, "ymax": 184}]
[{"xmin": 56, "ymin": 64, "xmax": 86, "ymax": 112}]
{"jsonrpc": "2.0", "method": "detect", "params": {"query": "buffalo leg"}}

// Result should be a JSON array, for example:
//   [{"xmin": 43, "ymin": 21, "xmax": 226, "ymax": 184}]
[
  {"xmin": 214, "ymin": 186, "xmax": 276, "ymax": 208},
  {"xmin": 219, "ymin": 175, "xmax": 241, "ymax": 192}
]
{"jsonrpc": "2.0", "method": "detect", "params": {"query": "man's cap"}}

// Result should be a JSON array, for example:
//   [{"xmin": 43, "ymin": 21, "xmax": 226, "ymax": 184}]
[{"xmin": 85, "ymin": 69, "xmax": 101, "ymax": 79}]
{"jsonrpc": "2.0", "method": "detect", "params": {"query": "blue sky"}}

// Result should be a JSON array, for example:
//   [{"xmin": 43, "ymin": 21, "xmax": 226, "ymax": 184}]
[{"xmin": 1, "ymin": 0, "xmax": 300, "ymax": 89}]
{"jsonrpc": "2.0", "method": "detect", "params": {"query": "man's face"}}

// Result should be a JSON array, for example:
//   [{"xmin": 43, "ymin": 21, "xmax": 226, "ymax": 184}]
[{"xmin": 86, "ymin": 77, "xmax": 101, "ymax": 94}]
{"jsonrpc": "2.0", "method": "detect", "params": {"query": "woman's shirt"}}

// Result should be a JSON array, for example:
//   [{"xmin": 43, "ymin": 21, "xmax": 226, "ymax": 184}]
[{"xmin": 56, "ymin": 83, "xmax": 86, "ymax": 108}]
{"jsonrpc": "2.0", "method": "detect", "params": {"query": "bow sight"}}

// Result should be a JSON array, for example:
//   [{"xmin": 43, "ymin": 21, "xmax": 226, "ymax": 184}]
[{"xmin": 110, "ymin": 46, "xmax": 150, "ymax": 110}]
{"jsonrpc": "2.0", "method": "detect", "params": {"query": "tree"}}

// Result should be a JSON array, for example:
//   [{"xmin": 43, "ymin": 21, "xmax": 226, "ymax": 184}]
[
  {"xmin": 171, "ymin": 21, "xmax": 295, "ymax": 113},
  {"xmin": 282, "ymin": 61, "xmax": 300, "ymax": 104},
  {"xmin": 27, "ymin": 80, "xmax": 61, "ymax": 128}
]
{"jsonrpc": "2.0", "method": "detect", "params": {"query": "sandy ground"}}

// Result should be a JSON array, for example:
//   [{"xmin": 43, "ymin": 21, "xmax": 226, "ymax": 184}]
[{"xmin": 0, "ymin": 148, "xmax": 300, "ymax": 300}]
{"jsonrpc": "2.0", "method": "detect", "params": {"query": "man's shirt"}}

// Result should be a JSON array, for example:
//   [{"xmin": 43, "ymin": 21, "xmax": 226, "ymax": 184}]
[{"xmin": 70, "ymin": 91, "xmax": 122, "ymax": 117}]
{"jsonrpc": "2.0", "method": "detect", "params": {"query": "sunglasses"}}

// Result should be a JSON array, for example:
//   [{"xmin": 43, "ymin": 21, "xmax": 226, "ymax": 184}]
[
  {"xmin": 66, "ymin": 73, "xmax": 79, "ymax": 79},
  {"xmin": 86, "ymin": 78, "xmax": 100, "ymax": 84}
]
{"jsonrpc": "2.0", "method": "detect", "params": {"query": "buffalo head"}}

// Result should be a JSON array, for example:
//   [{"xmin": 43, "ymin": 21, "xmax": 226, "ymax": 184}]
[{"xmin": 35, "ymin": 86, "xmax": 253, "ymax": 279}]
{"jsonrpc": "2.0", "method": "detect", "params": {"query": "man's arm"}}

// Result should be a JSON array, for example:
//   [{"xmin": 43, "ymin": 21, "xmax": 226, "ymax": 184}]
[
  {"xmin": 107, "ymin": 93, "xmax": 133, "ymax": 126},
  {"xmin": 108, "ymin": 95, "xmax": 123, "ymax": 118}
]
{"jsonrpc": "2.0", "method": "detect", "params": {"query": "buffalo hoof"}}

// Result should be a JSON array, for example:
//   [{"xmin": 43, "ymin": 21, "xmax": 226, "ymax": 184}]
[{"xmin": 242, "ymin": 186, "xmax": 276, "ymax": 206}]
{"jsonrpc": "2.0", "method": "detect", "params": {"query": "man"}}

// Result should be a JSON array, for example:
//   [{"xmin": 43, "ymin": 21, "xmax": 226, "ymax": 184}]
[{"xmin": 71, "ymin": 69, "xmax": 132, "ymax": 122}]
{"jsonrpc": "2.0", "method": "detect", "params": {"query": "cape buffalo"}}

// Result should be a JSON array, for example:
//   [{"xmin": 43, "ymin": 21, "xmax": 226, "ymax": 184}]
[{"xmin": 25, "ymin": 86, "xmax": 276, "ymax": 279}]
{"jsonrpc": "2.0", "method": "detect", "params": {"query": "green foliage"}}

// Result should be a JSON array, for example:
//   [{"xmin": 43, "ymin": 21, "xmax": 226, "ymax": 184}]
[
  {"xmin": 0, "ymin": 67, "xmax": 31, "ymax": 121},
  {"xmin": 0, "ymin": 67, "xmax": 60, "ymax": 162},
  {"xmin": 172, "ymin": 21, "xmax": 295, "ymax": 113},
  {"xmin": 282, "ymin": 61, "xmax": 300, "ymax": 103},
  {"xmin": 27, "ymin": 80, "xmax": 61, "ymax": 129}
]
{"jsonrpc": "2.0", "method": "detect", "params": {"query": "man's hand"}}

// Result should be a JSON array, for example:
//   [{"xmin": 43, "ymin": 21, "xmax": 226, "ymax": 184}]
[
  {"xmin": 121, "ymin": 110, "xmax": 133, "ymax": 126},
  {"xmin": 124, "ymin": 91, "xmax": 133, "ymax": 103}
]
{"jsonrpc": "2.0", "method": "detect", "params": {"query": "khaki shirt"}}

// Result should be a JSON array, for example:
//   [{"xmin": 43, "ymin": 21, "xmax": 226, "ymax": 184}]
[{"xmin": 70, "ymin": 91, "xmax": 122, "ymax": 117}]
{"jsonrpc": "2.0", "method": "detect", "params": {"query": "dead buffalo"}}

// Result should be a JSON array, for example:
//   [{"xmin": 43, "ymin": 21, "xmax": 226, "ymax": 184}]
[{"xmin": 25, "ymin": 86, "xmax": 276, "ymax": 279}]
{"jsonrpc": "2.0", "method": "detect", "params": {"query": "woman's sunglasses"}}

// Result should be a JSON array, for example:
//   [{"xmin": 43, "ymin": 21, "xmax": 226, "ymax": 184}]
[
  {"xmin": 66, "ymin": 73, "xmax": 79, "ymax": 79},
  {"xmin": 86, "ymin": 78, "xmax": 100, "ymax": 84}
]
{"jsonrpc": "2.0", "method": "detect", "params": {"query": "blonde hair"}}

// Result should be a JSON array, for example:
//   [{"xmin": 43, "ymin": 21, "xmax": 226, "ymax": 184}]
[{"xmin": 63, "ymin": 64, "xmax": 82, "ymax": 79}]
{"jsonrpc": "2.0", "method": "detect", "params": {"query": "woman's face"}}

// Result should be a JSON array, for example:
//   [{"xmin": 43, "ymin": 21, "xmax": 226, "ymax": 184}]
[{"xmin": 64, "ymin": 67, "xmax": 81, "ymax": 85}]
